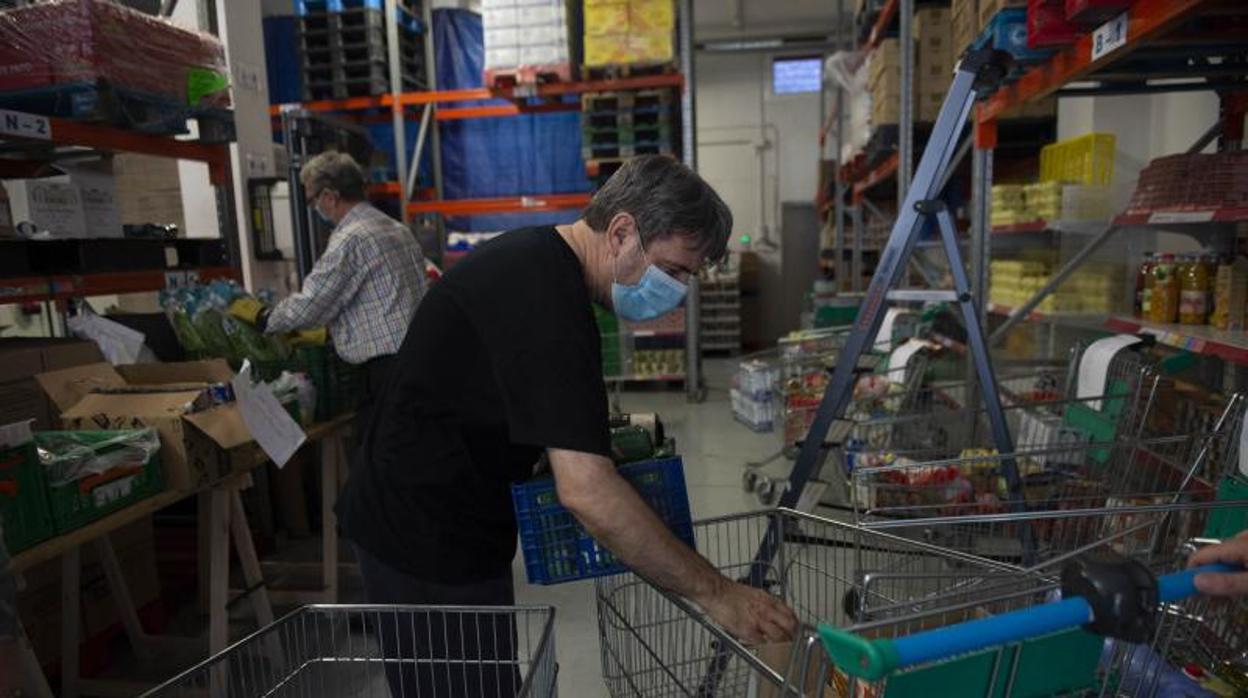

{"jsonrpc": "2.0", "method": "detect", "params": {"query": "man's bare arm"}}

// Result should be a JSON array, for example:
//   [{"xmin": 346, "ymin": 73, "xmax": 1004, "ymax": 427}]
[{"xmin": 549, "ymin": 448, "xmax": 796, "ymax": 643}]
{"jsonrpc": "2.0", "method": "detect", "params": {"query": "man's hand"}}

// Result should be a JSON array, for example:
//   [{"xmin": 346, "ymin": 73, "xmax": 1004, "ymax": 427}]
[
  {"xmin": 289, "ymin": 327, "xmax": 328, "ymax": 346},
  {"xmin": 697, "ymin": 579, "xmax": 798, "ymax": 645},
  {"xmin": 1188, "ymin": 530, "xmax": 1248, "ymax": 597}
]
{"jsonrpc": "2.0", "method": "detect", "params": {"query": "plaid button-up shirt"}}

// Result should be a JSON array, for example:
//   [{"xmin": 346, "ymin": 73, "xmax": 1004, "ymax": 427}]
[{"xmin": 267, "ymin": 202, "xmax": 426, "ymax": 364}]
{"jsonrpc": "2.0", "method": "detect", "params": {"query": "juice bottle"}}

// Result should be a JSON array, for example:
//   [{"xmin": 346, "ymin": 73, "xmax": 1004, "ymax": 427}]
[
  {"xmin": 1179, "ymin": 253, "xmax": 1210, "ymax": 325},
  {"xmin": 1136, "ymin": 252, "xmax": 1155, "ymax": 318},
  {"xmin": 1150, "ymin": 253, "xmax": 1178, "ymax": 324}
]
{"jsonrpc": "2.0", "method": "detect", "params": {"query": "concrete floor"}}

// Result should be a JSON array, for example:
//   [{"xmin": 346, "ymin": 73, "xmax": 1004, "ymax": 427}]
[{"xmin": 513, "ymin": 357, "xmax": 776, "ymax": 697}]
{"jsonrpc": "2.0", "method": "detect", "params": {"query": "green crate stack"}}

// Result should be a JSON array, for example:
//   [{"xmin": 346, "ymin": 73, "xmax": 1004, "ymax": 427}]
[
  {"xmin": 593, "ymin": 304, "xmax": 622, "ymax": 377},
  {"xmin": 36, "ymin": 430, "xmax": 165, "ymax": 533},
  {"xmin": 252, "ymin": 345, "xmax": 361, "ymax": 422},
  {"xmin": 580, "ymin": 89, "xmax": 679, "ymax": 184},
  {"xmin": 0, "ymin": 422, "xmax": 55, "ymax": 554}
]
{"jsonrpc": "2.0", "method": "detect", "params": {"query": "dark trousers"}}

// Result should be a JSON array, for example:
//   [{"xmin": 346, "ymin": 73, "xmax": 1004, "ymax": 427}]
[
  {"xmin": 352, "ymin": 543, "xmax": 521, "ymax": 697},
  {"xmin": 355, "ymin": 354, "xmax": 396, "ymax": 452}
]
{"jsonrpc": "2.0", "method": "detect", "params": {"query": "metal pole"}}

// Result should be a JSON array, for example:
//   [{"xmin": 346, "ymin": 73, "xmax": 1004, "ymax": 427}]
[
  {"xmin": 679, "ymin": 0, "xmax": 703, "ymax": 402},
  {"xmin": 407, "ymin": 103, "xmax": 433, "ymax": 200},
  {"xmin": 898, "ymin": 0, "xmax": 914, "ymax": 201},
  {"xmin": 1187, "ymin": 120, "xmax": 1222, "ymax": 154},
  {"xmin": 967, "ymin": 143, "xmax": 991, "ymax": 401},
  {"xmin": 423, "ymin": 0, "xmax": 446, "ymax": 241},
  {"xmin": 385, "ymin": 0, "xmax": 409, "ymax": 224},
  {"xmin": 851, "ymin": 205, "xmax": 864, "ymax": 292}
]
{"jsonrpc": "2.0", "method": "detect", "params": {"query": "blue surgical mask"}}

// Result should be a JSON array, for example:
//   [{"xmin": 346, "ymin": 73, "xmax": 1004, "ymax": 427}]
[
  {"xmin": 611, "ymin": 241, "xmax": 688, "ymax": 321},
  {"xmin": 314, "ymin": 204, "xmax": 334, "ymax": 226}
]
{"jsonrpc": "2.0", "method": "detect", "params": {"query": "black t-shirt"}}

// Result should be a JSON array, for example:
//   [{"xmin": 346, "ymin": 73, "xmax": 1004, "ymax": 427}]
[{"xmin": 338, "ymin": 226, "xmax": 612, "ymax": 582}]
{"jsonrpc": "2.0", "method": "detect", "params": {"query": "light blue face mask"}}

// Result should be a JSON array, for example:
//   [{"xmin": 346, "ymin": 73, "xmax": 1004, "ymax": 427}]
[
  {"xmin": 311, "ymin": 189, "xmax": 335, "ymax": 226},
  {"xmin": 611, "ymin": 239, "xmax": 688, "ymax": 321}
]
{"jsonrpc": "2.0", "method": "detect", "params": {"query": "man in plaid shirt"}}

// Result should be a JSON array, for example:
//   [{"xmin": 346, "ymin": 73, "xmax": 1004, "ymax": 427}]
[{"xmin": 240, "ymin": 151, "xmax": 426, "ymax": 442}]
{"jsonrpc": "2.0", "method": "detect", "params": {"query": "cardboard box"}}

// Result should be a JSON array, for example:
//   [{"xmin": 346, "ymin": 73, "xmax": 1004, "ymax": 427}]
[
  {"xmin": 4, "ymin": 179, "xmax": 86, "ymax": 239},
  {"xmin": 0, "ymin": 338, "xmax": 104, "ymax": 430},
  {"xmin": 914, "ymin": 7, "xmax": 953, "ymax": 62},
  {"xmin": 952, "ymin": 0, "xmax": 981, "ymax": 54},
  {"xmin": 36, "ymin": 359, "xmax": 256, "ymax": 492},
  {"xmin": 63, "ymin": 162, "xmax": 122, "ymax": 239},
  {"xmin": 868, "ymin": 39, "xmax": 902, "ymax": 85}
]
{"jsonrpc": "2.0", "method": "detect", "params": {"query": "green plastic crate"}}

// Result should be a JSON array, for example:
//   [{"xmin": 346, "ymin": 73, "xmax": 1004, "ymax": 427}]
[
  {"xmin": 882, "ymin": 628, "xmax": 1102, "ymax": 698},
  {"xmin": 1205, "ymin": 475, "xmax": 1248, "ymax": 539},
  {"xmin": 35, "ymin": 429, "xmax": 164, "ymax": 534},
  {"xmin": 0, "ymin": 421, "xmax": 55, "ymax": 554},
  {"xmin": 253, "ymin": 346, "xmax": 361, "ymax": 423}
]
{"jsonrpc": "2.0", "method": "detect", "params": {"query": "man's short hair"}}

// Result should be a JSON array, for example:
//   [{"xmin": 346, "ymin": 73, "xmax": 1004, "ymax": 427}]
[
  {"xmin": 300, "ymin": 151, "xmax": 367, "ymax": 201},
  {"xmin": 583, "ymin": 155, "xmax": 732, "ymax": 264}
]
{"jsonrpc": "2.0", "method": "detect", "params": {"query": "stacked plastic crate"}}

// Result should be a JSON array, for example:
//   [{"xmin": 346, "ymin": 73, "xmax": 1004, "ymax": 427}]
[
  {"xmin": 580, "ymin": 89, "xmax": 679, "ymax": 185},
  {"xmin": 295, "ymin": 0, "xmax": 425, "ymax": 101},
  {"xmin": 482, "ymin": 0, "xmax": 577, "ymax": 87}
]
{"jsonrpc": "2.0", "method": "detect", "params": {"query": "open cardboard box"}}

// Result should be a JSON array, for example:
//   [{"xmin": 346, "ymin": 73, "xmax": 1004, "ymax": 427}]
[{"xmin": 35, "ymin": 359, "xmax": 259, "ymax": 492}]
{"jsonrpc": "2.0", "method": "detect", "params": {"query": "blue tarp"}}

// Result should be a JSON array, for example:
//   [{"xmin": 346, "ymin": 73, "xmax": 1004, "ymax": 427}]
[{"xmin": 433, "ymin": 9, "xmax": 590, "ymax": 231}]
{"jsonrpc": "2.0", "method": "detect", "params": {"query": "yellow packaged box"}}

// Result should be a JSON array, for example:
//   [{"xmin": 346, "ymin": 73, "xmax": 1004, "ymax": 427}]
[
  {"xmin": 626, "ymin": 29, "xmax": 673, "ymax": 63},
  {"xmin": 629, "ymin": 0, "xmax": 674, "ymax": 32},
  {"xmin": 584, "ymin": 2, "xmax": 628, "ymax": 34}
]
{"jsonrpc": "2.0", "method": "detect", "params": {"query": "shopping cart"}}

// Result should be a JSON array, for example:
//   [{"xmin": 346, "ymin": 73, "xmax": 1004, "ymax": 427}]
[
  {"xmin": 595, "ymin": 507, "xmax": 1246, "ymax": 698},
  {"xmin": 819, "ymin": 546, "xmax": 1245, "ymax": 697},
  {"xmin": 142, "ymin": 605, "xmax": 558, "ymax": 697}
]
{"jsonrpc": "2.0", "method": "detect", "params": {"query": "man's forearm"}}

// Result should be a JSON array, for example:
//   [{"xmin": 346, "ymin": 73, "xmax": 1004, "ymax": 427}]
[{"xmin": 550, "ymin": 449, "xmax": 725, "ymax": 604}]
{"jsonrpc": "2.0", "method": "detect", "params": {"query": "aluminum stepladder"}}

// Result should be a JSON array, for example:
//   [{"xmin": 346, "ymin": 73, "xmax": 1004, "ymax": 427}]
[{"xmin": 693, "ymin": 50, "xmax": 1029, "ymax": 698}]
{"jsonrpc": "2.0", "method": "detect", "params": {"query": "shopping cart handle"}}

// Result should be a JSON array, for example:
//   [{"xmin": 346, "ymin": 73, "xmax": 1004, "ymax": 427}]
[{"xmin": 818, "ymin": 563, "xmax": 1238, "ymax": 682}]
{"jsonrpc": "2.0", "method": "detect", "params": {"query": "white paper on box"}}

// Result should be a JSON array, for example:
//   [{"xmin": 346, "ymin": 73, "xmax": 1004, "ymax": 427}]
[
  {"xmin": 67, "ymin": 312, "xmax": 146, "ymax": 365},
  {"xmin": 232, "ymin": 361, "xmax": 306, "ymax": 468},
  {"xmin": 1076, "ymin": 334, "xmax": 1141, "ymax": 411},
  {"xmin": 65, "ymin": 165, "xmax": 123, "ymax": 239}
]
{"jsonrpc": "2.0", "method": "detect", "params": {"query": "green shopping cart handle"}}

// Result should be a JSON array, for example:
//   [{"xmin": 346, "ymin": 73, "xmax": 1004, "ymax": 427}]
[{"xmin": 817, "ymin": 562, "xmax": 1237, "ymax": 682}]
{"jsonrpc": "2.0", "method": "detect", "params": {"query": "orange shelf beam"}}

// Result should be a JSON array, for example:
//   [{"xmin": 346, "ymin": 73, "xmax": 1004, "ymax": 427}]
[
  {"xmin": 1, "ymin": 116, "xmax": 231, "ymax": 185},
  {"xmin": 2, "ymin": 267, "xmax": 238, "ymax": 305},
  {"xmin": 977, "ymin": 0, "xmax": 1212, "ymax": 124},
  {"xmin": 269, "ymin": 74, "xmax": 684, "ymax": 117},
  {"xmin": 852, "ymin": 153, "xmax": 899, "ymax": 202},
  {"xmin": 868, "ymin": 0, "xmax": 899, "ymax": 49},
  {"xmin": 407, "ymin": 193, "xmax": 591, "ymax": 217}
]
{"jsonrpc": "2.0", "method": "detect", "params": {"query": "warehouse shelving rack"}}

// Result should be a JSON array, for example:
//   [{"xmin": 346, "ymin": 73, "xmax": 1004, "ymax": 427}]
[
  {"xmin": 269, "ymin": 0, "xmax": 708, "ymax": 399},
  {"xmin": 972, "ymin": 0, "xmax": 1248, "ymax": 378},
  {"xmin": 0, "ymin": 110, "xmax": 242, "ymax": 326}
]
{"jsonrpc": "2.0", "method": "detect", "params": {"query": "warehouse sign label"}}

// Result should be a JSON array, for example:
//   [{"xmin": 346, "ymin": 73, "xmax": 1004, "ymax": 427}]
[
  {"xmin": 1091, "ymin": 12, "xmax": 1129, "ymax": 62},
  {"xmin": 0, "ymin": 110, "xmax": 50, "ymax": 140}
]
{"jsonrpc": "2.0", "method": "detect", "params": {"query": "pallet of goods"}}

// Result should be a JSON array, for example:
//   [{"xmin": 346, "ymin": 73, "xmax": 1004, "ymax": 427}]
[
  {"xmin": 582, "ymin": 0, "xmax": 675, "ymax": 77},
  {"xmin": 483, "ymin": 0, "xmax": 577, "ymax": 87},
  {"xmin": 295, "ymin": 0, "xmax": 426, "ymax": 100},
  {"xmin": 0, "ymin": 0, "xmax": 231, "ymax": 135}
]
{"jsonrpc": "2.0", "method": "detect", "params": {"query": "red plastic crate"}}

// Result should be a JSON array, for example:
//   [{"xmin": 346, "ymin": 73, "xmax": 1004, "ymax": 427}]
[
  {"xmin": 1028, "ymin": 0, "xmax": 1081, "ymax": 48},
  {"xmin": 1064, "ymin": 0, "xmax": 1130, "ymax": 25}
]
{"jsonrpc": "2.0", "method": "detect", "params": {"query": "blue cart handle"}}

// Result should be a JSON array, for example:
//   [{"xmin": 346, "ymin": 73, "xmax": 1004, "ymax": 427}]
[{"xmin": 818, "ymin": 563, "xmax": 1239, "ymax": 681}]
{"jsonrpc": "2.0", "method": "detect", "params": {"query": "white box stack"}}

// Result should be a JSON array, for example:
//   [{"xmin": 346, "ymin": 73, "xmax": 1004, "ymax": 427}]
[{"xmin": 483, "ymin": 0, "xmax": 574, "ymax": 75}]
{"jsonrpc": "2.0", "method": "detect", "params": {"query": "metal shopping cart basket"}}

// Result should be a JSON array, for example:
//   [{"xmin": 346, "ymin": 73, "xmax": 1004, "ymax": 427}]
[
  {"xmin": 142, "ymin": 605, "xmax": 558, "ymax": 698},
  {"xmin": 595, "ymin": 506, "xmax": 1246, "ymax": 698},
  {"xmin": 816, "ymin": 533, "xmax": 1246, "ymax": 698}
]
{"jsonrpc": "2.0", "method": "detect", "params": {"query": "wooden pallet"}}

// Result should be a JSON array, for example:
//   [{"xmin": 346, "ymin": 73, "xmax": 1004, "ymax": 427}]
[
  {"xmin": 582, "ymin": 62, "xmax": 678, "ymax": 81},
  {"xmin": 485, "ymin": 63, "xmax": 575, "ymax": 90}
]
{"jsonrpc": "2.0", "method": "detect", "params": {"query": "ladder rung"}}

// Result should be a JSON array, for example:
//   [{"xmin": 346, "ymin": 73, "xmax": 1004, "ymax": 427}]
[{"xmin": 887, "ymin": 289, "xmax": 958, "ymax": 302}]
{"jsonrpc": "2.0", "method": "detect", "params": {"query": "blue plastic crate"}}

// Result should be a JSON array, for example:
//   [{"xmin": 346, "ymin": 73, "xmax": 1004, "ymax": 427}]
[
  {"xmin": 973, "ymin": 8, "xmax": 1055, "ymax": 64},
  {"xmin": 512, "ymin": 456, "xmax": 694, "ymax": 585}
]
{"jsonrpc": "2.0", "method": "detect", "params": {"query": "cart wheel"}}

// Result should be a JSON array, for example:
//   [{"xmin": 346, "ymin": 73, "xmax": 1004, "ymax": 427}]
[
  {"xmin": 742, "ymin": 469, "xmax": 760, "ymax": 493},
  {"xmin": 757, "ymin": 477, "xmax": 776, "ymax": 505},
  {"xmin": 842, "ymin": 588, "xmax": 862, "ymax": 622}
]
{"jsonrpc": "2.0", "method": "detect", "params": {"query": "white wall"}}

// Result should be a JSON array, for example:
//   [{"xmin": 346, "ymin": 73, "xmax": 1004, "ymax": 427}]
[{"xmin": 694, "ymin": 50, "xmax": 824, "ymax": 343}]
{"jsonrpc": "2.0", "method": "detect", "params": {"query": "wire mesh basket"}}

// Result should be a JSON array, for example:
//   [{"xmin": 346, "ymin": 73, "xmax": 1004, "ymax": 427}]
[
  {"xmin": 142, "ymin": 605, "xmax": 558, "ymax": 698},
  {"xmin": 595, "ymin": 507, "xmax": 1247, "ymax": 698}
]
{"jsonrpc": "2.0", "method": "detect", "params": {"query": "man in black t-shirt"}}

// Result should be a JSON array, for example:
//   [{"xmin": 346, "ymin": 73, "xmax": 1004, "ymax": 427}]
[{"xmin": 338, "ymin": 156, "xmax": 796, "ymax": 695}]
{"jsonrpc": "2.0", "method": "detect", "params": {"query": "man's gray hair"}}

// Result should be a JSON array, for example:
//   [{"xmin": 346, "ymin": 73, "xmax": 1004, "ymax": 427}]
[
  {"xmin": 300, "ymin": 151, "xmax": 367, "ymax": 201},
  {"xmin": 583, "ymin": 155, "xmax": 732, "ymax": 264}
]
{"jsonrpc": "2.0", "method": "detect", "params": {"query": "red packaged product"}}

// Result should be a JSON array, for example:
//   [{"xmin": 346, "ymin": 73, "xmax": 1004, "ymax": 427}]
[
  {"xmin": 0, "ymin": 0, "xmax": 230, "ymax": 109},
  {"xmin": 1028, "ymin": 0, "xmax": 1081, "ymax": 48},
  {"xmin": 1064, "ymin": 0, "xmax": 1130, "ymax": 26}
]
